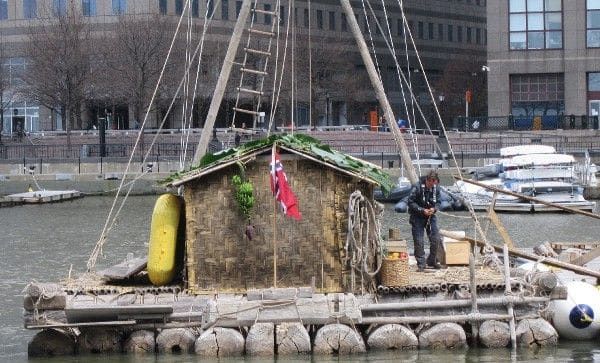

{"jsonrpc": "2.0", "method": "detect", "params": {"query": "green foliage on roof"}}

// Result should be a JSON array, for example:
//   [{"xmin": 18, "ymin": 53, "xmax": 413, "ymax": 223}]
[{"xmin": 163, "ymin": 133, "xmax": 395, "ymax": 195}]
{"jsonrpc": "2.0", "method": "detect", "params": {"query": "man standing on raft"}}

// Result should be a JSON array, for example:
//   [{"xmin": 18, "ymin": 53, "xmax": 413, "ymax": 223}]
[{"xmin": 407, "ymin": 170, "xmax": 444, "ymax": 272}]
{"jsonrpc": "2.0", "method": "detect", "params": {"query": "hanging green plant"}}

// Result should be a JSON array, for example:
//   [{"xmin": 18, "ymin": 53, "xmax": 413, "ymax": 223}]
[{"xmin": 232, "ymin": 174, "xmax": 254, "ymax": 220}]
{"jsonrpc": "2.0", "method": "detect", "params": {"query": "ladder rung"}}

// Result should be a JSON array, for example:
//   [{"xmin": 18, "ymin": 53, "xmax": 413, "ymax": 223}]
[
  {"xmin": 245, "ymin": 47, "xmax": 271, "ymax": 56},
  {"xmin": 240, "ymin": 67, "xmax": 268, "ymax": 76},
  {"xmin": 233, "ymin": 107, "xmax": 261, "ymax": 116},
  {"xmin": 253, "ymin": 9, "xmax": 277, "ymax": 16},
  {"xmin": 248, "ymin": 28, "xmax": 274, "ymax": 37},
  {"xmin": 238, "ymin": 87, "xmax": 264, "ymax": 95}
]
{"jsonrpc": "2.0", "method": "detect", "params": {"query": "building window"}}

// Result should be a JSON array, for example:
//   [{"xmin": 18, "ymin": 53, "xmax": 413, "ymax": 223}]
[
  {"xmin": 588, "ymin": 72, "xmax": 600, "ymax": 91},
  {"xmin": 303, "ymin": 8, "xmax": 308, "ymax": 28},
  {"xmin": 191, "ymin": 0, "xmax": 198, "ymax": 17},
  {"xmin": 112, "ymin": 0, "xmax": 126, "ymax": 14},
  {"xmin": 510, "ymin": 73, "xmax": 564, "ymax": 116},
  {"xmin": 375, "ymin": 16, "xmax": 381, "ymax": 35},
  {"xmin": 175, "ymin": 0, "xmax": 183, "ymax": 15},
  {"xmin": 418, "ymin": 21, "xmax": 423, "ymax": 39},
  {"xmin": 587, "ymin": 0, "xmax": 600, "ymax": 47},
  {"xmin": 341, "ymin": 13, "xmax": 347, "ymax": 31},
  {"xmin": 397, "ymin": 19, "xmax": 403, "ymax": 36},
  {"xmin": 438, "ymin": 23, "xmax": 443, "ymax": 40},
  {"xmin": 206, "ymin": 0, "xmax": 213, "ymax": 17},
  {"xmin": 158, "ymin": 0, "xmax": 167, "ymax": 15},
  {"xmin": 221, "ymin": 0, "xmax": 228, "ymax": 19},
  {"xmin": 23, "ymin": 0, "xmax": 37, "ymax": 18},
  {"xmin": 83, "ymin": 0, "xmax": 96, "ymax": 15},
  {"xmin": 447, "ymin": 24, "xmax": 453, "ymax": 42},
  {"xmin": 235, "ymin": 0, "xmax": 241, "ymax": 18},
  {"xmin": 53, "ymin": 0, "xmax": 66, "ymax": 16},
  {"xmin": 509, "ymin": 0, "xmax": 562, "ymax": 50},
  {"xmin": 428, "ymin": 22, "xmax": 434, "ymax": 39},
  {"xmin": 476, "ymin": 27, "xmax": 481, "ymax": 44},
  {"xmin": 467, "ymin": 26, "xmax": 472, "ymax": 43},
  {"xmin": 457, "ymin": 25, "xmax": 463, "ymax": 42},
  {"xmin": 0, "ymin": 0, "xmax": 7, "ymax": 20},
  {"xmin": 279, "ymin": 5, "xmax": 284, "ymax": 25},
  {"xmin": 329, "ymin": 11, "xmax": 335, "ymax": 30},
  {"xmin": 264, "ymin": 4, "xmax": 271, "ymax": 24},
  {"xmin": 316, "ymin": 10, "xmax": 323, "ymax": 29}
]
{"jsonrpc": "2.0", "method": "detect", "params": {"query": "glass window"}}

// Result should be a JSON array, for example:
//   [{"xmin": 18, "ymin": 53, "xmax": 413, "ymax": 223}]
[
  {"xmin": 589, "ymin": 73, "xmax": 600, "ymax": 91},
  {"xmin": 457, "ymin": 25, "xmax": 463, "ymax": 42},
  {"xmin": 428, "ymin": 22, "xmax": 434, "ymax": 39},
  {"xmin": 235, "ymin": 0, "xmax": 241, "ymax": 17},
  {"xmin": 316, "ymin": 9, "xmax": 322, "ymax": 29},
  {"xmin": 447, "ymin": 24, "xmax": 453, "ymax": 42},
  {"xmin": 588, "ymin": 0, "xmax": 600, "ymax": 10},
  {"xmin": 509, "ymin": 0, "xmax": 562, "ymax": 50},
  {"xmin": 191, "ymin": 0, "xmax": 198, "ymax": 17},
  {"xmin": 24, "ymin": 0, "xmax": 37, "ymax": 18},
  {"xmin": 342, "ymin": 13, "xmax": 347, "ymax": 32},
  {"xmin": 303, "ymin": 8, "xmax": 308, "ymax": 27},
  {"xmin": 264, "ymin": 4, "xmax": 271, "ymax": 24},
  {"xmin": 158, "ymin": 0, "xmax": 166, "ymax": 14},
  {"xmin": 0, "ymin": 0, "xmax": 7, "ymax": 19},
  {"xmin": 418, "ymin": 21, "xmax": 423, "ymax": 39},
  {"xmin": 329, "ymin": 11, "xmax": 335, "ymax": 30},
  {"xmin": 222, "ymin": 0, "xmax": 228, "ymax": 20},
  {"xmin": 588, "ymin": 2, "xmax": 600, "ymax": 47},
  {"xmin": 279, "ymin": 5, "xmax": 284, "ymax": 25},
  {"xmin": 510, "ymin": 0, "xmax": 526, "ymax": 12},
  {"xmin": 207, "ymin": 0, "xmax": 213, "ymax": 17},
  {"xmin": 112, "ymin": 0, "xmax": 126, "ymax": 15},
  {"xmin": 175, "ymin": 0, "xmax": 183, "ymax": 15},
  {"xmin": 53, "ymin": 0, "xmax": 66, "ymax": 16},
  {"xmin": 511, "ymin": 73, "xmax": 564, "ymax": 116},
  {"xmin": 438, "ymin": 23, "xmax": 443, "ymax": 40},
  {"xmin": 83, "ymin": 0, "xmax": 96, "ymax": 16},
  {"xmin": 467, "ymin": 26, "xmax": 472, "ymax": 43}
]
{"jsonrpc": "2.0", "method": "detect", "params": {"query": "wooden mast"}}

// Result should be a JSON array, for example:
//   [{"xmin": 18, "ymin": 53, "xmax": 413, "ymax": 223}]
[
  {"xmin": 193, "ymin": 0, "xmax": 254, "ymax": 165},
  {"xmin": 339, "ymin": 0, "xmax": 418, "ymax": 184}
]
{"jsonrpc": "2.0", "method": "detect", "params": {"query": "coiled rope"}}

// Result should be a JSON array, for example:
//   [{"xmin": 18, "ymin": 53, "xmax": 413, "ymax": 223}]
[{"xmin": 345, "ymin": 191, "xmax": 385, "ymax": 292}]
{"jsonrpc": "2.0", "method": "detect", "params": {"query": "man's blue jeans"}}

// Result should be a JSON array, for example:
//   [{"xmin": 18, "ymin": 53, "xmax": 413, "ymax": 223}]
[{"xmin": 410, "ymin": 214, "xmax": 443, "ymax": 268}]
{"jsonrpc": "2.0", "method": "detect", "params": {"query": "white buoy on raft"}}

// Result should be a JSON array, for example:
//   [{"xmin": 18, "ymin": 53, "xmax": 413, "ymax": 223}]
[{"xmin": 549, "ymin": 281, "xmax": 600, "ymax": 340}]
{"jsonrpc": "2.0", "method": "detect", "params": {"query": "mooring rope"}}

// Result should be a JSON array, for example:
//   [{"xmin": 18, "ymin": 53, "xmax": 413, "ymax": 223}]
[{"xmin": 345, "ymin": 191, "xmax": 385, "ymax": 292}]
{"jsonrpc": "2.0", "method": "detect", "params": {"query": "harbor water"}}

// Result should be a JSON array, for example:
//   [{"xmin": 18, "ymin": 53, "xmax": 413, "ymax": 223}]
[{"xmin": 2, "ymin": 195, "xmax": 600, "ymax": 361}]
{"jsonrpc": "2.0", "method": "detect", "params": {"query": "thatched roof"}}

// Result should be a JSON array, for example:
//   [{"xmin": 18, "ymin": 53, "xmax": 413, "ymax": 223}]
[{"xmin": 163, "ymin": 134, "xmax": 395, "ymax": 193}]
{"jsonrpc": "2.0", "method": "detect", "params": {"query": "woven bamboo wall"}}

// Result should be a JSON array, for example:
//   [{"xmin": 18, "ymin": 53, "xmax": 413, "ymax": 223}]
[{"xmin": 183, "ymin": 153, "xmax": 372, "ymax": 294}]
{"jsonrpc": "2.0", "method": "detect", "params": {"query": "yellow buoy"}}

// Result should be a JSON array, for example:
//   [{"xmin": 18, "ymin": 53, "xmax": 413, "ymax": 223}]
[{"xmin": 148, "ymin": 194, "xmax": 183, "ymax": 286}]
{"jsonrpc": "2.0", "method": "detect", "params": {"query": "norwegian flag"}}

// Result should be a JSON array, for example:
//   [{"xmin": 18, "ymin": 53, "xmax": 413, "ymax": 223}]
[{"xmin": 270, "ymin": 145, "xmax": 302, "ymax": 220}]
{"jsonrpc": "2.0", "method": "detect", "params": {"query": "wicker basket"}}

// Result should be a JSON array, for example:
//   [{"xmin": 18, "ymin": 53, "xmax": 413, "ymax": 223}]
[{"xmin": 380, "ymin": 255, "xmax": 409, "ymax": 287}]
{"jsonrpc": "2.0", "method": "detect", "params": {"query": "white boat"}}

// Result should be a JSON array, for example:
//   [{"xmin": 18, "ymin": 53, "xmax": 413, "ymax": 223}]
[{"xmin": 455, "ymin": 145, "xmax": 597, "ymax": 212}]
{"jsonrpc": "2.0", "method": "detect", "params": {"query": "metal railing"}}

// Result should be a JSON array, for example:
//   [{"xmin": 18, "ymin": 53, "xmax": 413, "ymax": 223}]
[{"xmin": 453, "ymin": 115, "xmax": 600, "ymax": 132}]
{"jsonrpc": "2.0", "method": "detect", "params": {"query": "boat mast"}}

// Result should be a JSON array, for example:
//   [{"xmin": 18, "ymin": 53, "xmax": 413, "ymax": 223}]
[
  {"xmin": 339, "ymin": 0, "xmax": 418, "ymax": 184},
  {"xmin": 193, "ymin": 0, "xmax": 254, "ymax": 165}
]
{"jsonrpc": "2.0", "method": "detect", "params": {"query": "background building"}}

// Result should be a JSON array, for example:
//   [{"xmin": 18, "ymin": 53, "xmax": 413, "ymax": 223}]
[
  {"xmin": 0, "ymin": 0, "xmax": 487, "ymax": 135},
  {"xmin": 487, "ymin": 0, "xmax": 600, "ymax": 128}
]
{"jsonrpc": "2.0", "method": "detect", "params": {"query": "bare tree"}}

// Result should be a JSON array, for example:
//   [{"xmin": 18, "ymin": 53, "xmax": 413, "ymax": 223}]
[
  {"xmin": 0, "ymin": 40, "xmax": 13, "ymax": 145},
  {"xmin": 106, "ymin": 14, "xmax": 179, "ymax": 130},
  {"xmin": 23, "ymin": 4, "xmax": 91, "ymax": 148}
]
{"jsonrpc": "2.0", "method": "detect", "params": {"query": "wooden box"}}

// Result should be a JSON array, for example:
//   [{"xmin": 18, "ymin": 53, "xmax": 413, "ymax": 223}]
[{"xmin": 442, "ymin": 238, "xmax": 471, "ymax": 265}]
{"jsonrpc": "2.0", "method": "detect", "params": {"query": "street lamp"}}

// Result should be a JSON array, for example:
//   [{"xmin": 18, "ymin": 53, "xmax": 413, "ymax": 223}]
[{"xmin": 437, "ymin": 94, "xmax": 445, "ymax": 130}]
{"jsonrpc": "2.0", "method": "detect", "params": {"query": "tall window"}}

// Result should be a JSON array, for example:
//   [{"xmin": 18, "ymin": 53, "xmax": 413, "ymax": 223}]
[
  {"xmin": 428, "ymin": 22, "xmax": 434, "ymax": 39},
  {"xmin": 303, "ymin": 8, "xmax": 308, "ymax": 27},
  {"xmin": 191, "ymin": 0, "xmax": 198, "ymax": 17},
  {"xmin": 206, "ymin": 0, "xmax": 213, "ymax": 17},
  {"xmin": 112, "ymin": 0, "xmax": 127, "ymax": 15},
  {"xmin": 438, "ymin": 23, "xmax": 443, "ymax": 40},
  {"xmin": 53, "ymin": 0, "xmax": 66, "ymax": 16},
  {"xmin": 158, "ymin": 0, "xmax": 167, "ymax": 14},
  {"xmin": 0, "ymin": 0, "xmax": 7, "ymax": 20},
  {"xmin": 457, "ymin": 25, "xmax": 463, "ymax": 42},
  {"xmin": 447, "ymin": 24, "xmax": 453, "ymax": 42},
  {"xmin": 279, "ymin": 5, "xmax": 284, "ymax": 25},
  {"xmin": 341, "ymin": 13, "xmax": 347, "ymax": 32},
  {"xmin": 587, "ymin": 0, "xmax": 600, "ymax": 47},
  {"xmin": 221, "ymin": 0, "xmax": 228, "ymax": 20},
  {"xmin": 23, "ymin": 0, "xmax": 37, "ymax": 18},
  {"xmin": 467, "ymin": 26, "xmax": 472, "ymax": 43},
  {"xmin": 235, "ymin": 0, "xmax": 241, "ymax": 18},
  {"xmin": 316, "ymin": 9, "xmax": 323, "ymax": 29},
  {"xmin": 329, "ymin": 11, "xmax": 335, "ymax": 30},
  {"xmin": 264, "ymin": 4, "xmax": 271, "ymax": 25},
  {"xmin": 83, "ymin": 0, "xmax": 96, "ymax": 16},
  {"xmin": 418, "ymin": 21, "xmax": 423, "ymax": 39},
  {"xmin": 175, "ymin": 0, "xmax": 182, "ymax": 15},
  {"xmin": 509, "ymin": 0, "xmax": 562, "ymax": 50}
]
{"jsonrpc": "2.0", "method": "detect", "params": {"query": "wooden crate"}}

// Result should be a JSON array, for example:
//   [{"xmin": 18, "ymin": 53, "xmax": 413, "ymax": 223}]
[{"xmin": 442, "ymin": 238, "xmax": 471, "ymax": 265}]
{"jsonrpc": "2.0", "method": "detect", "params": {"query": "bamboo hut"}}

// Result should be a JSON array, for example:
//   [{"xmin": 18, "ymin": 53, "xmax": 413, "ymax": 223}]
[{"xmin": 166, "ymin": 134, "xmax": 394, "ymax": 294}]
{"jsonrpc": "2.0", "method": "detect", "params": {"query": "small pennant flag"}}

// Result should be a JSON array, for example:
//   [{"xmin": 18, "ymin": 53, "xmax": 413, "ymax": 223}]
[{"xmin": 270, "ymin": 145, "xmax": 301, "ymax": 220}]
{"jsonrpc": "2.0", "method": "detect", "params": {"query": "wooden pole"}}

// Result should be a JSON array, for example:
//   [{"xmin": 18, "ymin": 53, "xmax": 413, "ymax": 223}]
[
  {"xmin": 339, "ymin": 0, "xmax": 418, "ymax": 185},
  {"xmin": 503, "ymin": 244, "xmax": 517, "ymax": 349},
  {"xmin": 272, "ymin": 144, "xmax": 277, "ymax": 288},
  {"xmin": 469, "ymin": 250, "xmax": 479, "ymax": 343},
  {"xmin": 440, "ymin": 229, "xmax": 600, "ymax": 279},
  {"xmin": 360, "ymin": 296, "xmax": 549, "ymax": 312},
  {"xmin": 456, "ymin": 177, "xmax": 600, "ymax": 220},
  {"xmin": 192, "ymin": 0, "xmax": 253, "ymax": 164}
]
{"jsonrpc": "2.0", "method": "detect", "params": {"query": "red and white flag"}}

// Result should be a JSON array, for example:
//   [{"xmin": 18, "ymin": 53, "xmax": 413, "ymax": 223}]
[{"xmin": 270, "ymin": 145, "xmax": 301, "ymax": 220}]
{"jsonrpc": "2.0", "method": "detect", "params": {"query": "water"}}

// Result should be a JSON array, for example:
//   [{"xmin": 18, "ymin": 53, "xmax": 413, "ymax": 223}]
[{"xmin": 2, "ymin": 195, "xmax": 600, "ymax": 362}]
